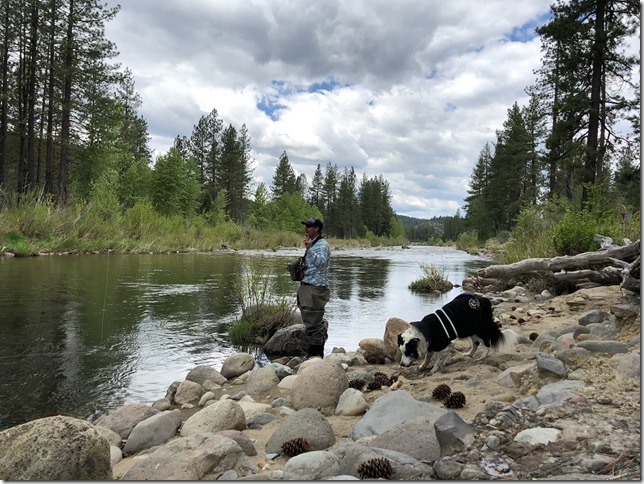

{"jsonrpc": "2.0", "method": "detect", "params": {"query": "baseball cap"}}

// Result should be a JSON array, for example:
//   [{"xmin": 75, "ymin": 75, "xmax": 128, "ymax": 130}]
[{"xmin": 301, "ymin": 216, "xmax": 323, "ymax": 230}]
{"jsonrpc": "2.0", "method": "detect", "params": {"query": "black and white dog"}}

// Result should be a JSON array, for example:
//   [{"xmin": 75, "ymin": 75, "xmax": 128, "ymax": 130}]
[{"xmin": 397, "ymin": 293, "xmax": 519, "ymax": 374}]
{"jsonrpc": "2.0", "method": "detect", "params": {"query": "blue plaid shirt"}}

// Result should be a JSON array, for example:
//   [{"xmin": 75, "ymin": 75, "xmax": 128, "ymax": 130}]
[{"xmin": 302, "ymin": 236, "xmax": 331, "ymax": 287}]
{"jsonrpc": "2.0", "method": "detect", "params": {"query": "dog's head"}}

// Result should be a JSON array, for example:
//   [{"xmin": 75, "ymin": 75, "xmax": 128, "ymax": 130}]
[{"xmin": 397, "ymin": 328, "xmax": 422, "ymax": 367}]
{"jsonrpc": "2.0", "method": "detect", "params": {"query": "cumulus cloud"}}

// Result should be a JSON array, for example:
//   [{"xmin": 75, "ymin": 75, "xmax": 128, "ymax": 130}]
[{"xmin": 104, "ymin": 0, "xmax": 555, "ymax": 219}]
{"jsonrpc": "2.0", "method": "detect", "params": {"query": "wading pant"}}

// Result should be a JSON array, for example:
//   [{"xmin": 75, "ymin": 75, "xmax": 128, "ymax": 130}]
[{"xmin": 297, "ymin": 283, "xmax": 330, "ymax": 346}]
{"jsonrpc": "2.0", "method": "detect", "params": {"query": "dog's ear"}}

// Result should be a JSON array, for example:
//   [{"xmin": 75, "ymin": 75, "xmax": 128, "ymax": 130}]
[{"xmin": 397, "ymin": 333, "xmax": 404, "ymax": 346}]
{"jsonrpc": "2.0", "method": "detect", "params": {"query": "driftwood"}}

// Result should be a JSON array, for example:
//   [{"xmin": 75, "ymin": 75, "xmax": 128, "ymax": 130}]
[{"xmin": 478, "ymin": 237, "xmax": 640, "ymax": 293}]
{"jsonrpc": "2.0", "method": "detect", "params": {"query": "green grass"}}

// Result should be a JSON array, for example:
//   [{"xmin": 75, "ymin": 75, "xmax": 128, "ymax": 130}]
[{"xmin": 408, "ymin": 262, "xmax": 453, "ymax": 293}]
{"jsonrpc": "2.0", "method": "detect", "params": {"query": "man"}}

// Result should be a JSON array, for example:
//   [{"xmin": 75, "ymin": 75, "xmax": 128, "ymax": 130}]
[{"xmin": 297, "ymin": 216, "xmax": 331, "ymax": 358}]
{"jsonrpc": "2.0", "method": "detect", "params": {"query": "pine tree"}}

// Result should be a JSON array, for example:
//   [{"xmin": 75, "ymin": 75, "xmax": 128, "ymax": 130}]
[
  {"xmin": 271, "ymin": 151, "xmax": 297, "ymax": 199},
  {"xmin": 308, "ymin": 163, "xmax": 324, "ymax": 210}
]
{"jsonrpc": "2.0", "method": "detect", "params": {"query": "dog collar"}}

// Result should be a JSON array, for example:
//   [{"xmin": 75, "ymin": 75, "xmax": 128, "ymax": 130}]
[{"xmin": 435, "ymin": 308, "xmax": 459, "ymax": 341}]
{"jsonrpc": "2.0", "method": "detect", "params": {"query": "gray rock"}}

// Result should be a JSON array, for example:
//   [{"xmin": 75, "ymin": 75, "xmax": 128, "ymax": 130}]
[
  {"xmin": 351, "ymin": 390, "xmax": 448, "ymax": 440},
  {"xmin": 94, "ymin": 424, "xmax": 122, "ymax": 447},
  {"xmin": 514, "ymin": 427, "xmax": 561, "ymax": 445},
  {"xmin": 123, "ymin": 409, "xmax": 182, "ymax": 454},
  {"xmin": 291, "ymin": 359, "xmax": 349, "ymax": 411},
  {"xmin": 433, "ymin": 458, "xmax": 463, "ymax": 480},
  {"xmin": 433, "ymin": 411, "xmax": 475, "ymax": 456},
  {"xmin": 110, "ymin": 445, "xmax": 122, "ymax": 465},
  {"xmin": 331, "ymin": 441, "xmax": 435, "ymax": 480},
  {"xmin": 180, "ymin": 399, "xmax": 246, "ymax": 436},
  {"xmin": 535, "ymin": 380, "xmax": 584, "ymax": 407},
  {"xmin": 152, "ymin": 398, "xmax": 172, "ymax": 411},
  {"xmin": 578, "ymin": 309, "xmax": 611, "ymax": 326},
  {"xmin": 556, "ymin": 324, "xmax": 585, "ymax": 337},
  {"xmin": 94, "ymin": 403, "xmax": 159, "ymax": 439},
  {"xmin": 220, "ymin": 353, "xmax": 256, "ymax": 379},
  {"xmin": 611, "ymin": 303, "xmax": 640, "ymax": 321},
  {"xmin": 335, "ymin": 388, "xmax": 369, "ymax": 416},
  {"xmin": 175, "ymin": 379, "xmax": 205, "ymax": 405},
  {"xmin": 612, "ymin": 352, "xmax": 640, "ymax": 380},
  {"xmin": 572, "ymin": 326, "xmax": 591, "ymax": 339},
  {"xmin": 185, "ymin": 364, "xmax": 228, "ymax": 386},
  {"xmin": 246, "ymin": 366, "xmax": 280, "ymax": 396},
  {"xmin": 215, "ymin": 430, "xmax": 258, "ymax": 456},
  {"xmin": 0, "ymin": 416, "xmax": 111, "ymax": 480},
  {"xmin": 271, "ymin": 397, "xmax": 291, "ymax": 408},
  {"xmin": 586, "ymin": 322, "xmax": 619, "ymax": 338},
  {"xmin": 122, "ymin": 433, "xmax": 244, "ymax": 480},
  {"xmin": 575, "ymin": 340, "xmax": 629, "ymax": 354},
  {"xmin": 248, "ymin": 412, "xmax": 277, "ymax": 429},
  {"xmin": 263, "ymin": 324, "xmax": 307, "ymax": 357},
  {"xmin": 283, "ymin": 450, "xmax": 342, "ymax": 480},
  {"xmin": 199, "ymin": 391, "xmax": 216, "ymax": 407},
  {"xmin": 366, "ymin": 415, "xmax": 442, "ymax": 463},
  {"xmin": 268, "ymin": 361, "xmax": 294, "ymax": 379},
  {"xmin": 496, "ymin": 362, "xmax": 535, "ymax": 387},
  {"xmin": 265, "ymin": 408, "xmax": 335, "ymax": 454},
  {"xmin": 536, "ymin": 352, "xmax": 567, "ymax": 377}
]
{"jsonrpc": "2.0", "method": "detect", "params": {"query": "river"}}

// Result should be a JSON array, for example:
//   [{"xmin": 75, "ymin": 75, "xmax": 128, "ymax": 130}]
[{"xmin": 0, "ymin": 245, "xmax": 491, "ymax": 431}]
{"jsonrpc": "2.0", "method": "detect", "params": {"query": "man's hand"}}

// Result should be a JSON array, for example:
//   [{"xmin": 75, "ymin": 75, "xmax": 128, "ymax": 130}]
[{"xmin": 303, "ymin": 235, "xmax": 311, "ymax": 249}]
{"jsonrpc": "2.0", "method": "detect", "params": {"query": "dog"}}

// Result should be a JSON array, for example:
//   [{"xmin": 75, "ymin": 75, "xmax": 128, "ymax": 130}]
[{"xmin": 397, "ymin": 293, "xmax": 519, "ymax": 374}]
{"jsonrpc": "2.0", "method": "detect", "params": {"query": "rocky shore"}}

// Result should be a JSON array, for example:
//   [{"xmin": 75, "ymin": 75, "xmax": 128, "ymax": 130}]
[{"xmin": 0, "ymin": 283, "xmax": 640, "ymax": 480}]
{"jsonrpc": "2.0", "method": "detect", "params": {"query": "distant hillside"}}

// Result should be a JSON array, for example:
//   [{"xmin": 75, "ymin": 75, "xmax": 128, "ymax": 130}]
[{"xmin": 395, "ymin": 213, "xmax": 465, "ymax": 242}]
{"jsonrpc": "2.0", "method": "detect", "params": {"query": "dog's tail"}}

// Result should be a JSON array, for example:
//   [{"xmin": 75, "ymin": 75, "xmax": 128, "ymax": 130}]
[{"xmin": 494, "ymin": 329, "xmax": 520, "ymax": 353}]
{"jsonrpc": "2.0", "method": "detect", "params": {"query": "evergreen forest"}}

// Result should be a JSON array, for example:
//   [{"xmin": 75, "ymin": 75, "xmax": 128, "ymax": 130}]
[{"xmin": 0, "ymin": 0, "xmax": 640, "ymax": 258}]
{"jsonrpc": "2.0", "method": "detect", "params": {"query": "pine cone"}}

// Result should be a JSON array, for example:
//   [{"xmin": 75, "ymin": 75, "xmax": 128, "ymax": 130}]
[
  {"xmin": 358, "ymin": 457, "xmax": 393, "ymax": 479},
  {"xmin": 444, "ymin": 391, "xmax": 466, "ymax": 409},
  {"xmin": 365, "ymin": 354, "xmax": 384, "ymax": 364},
  {"xmin": 349, "ymin": 379, "xmax": 366, "ymax": 390},
  {"xmin": 281, "ymin": 437, "xmax": 310, "ymax": 457},
  {"xmin": 373, "ymin": 372, "xmax": 391, "ymax": 387},
  {"xmin": 529, "ymin": 332, "xmax": 539, "ymax": 341},
  {"xmin": 366, "ymin": 381, "xmax": 382, "ymax": 391},
  {"xmin": 432, "ymin": 383, "xmax": 452, "ymax": 400}
]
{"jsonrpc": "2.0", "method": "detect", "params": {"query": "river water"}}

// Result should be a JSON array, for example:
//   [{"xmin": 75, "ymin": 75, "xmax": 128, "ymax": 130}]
[{"xmin": 0, "ymin": 245, "xmax": 491, "ymax": 431}]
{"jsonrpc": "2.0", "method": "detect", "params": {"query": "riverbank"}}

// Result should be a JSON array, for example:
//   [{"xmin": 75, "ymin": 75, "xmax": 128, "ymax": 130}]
[{"xmin": 0, "ymin": 281, "xmax": 639, "ymax": 480}]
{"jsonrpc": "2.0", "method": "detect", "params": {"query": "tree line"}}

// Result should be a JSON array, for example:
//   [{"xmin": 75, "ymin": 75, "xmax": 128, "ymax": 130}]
[
  {"xmin": 0, "ymin": 0, "xmax": 639, "ymax": 246},
  {"xmin": 0, "ymin": 0, "xmax": 400, "ymax": 241},
  {"xmin": 462, "ymin": 0, "xmax": 640, "ymax": 241}
]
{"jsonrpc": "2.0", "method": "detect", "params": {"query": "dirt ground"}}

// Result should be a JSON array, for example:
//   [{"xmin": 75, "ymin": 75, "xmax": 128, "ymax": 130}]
[{"xmin": 114, "ymin": 284, "xmax": 640, "ymax": 478}]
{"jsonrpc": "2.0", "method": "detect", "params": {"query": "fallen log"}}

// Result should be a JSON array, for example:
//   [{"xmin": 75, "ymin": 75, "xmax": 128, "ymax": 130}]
[{"xmin": 478, "ymin": 237, "xmax": 640, "ymax": 292}]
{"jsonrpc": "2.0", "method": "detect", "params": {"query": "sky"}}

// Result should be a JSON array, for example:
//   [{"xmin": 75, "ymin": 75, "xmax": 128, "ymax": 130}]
[{"xmin": 103, "ymin": 0, "xmax": 556, "ymax": 220}]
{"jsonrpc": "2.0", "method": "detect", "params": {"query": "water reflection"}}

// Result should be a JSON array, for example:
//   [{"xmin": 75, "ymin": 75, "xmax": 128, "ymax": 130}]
[{"xmin": 0, "ymin": 247, "xmax": 491, "ymax": 431}]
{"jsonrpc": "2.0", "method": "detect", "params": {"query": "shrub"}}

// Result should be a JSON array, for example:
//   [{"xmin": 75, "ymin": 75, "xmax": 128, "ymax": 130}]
[
  {"xmin": 455, "ymin": 230, "xmax": 479, "ymax": 253},
  {"xmin": 409, "ymin": 262, "xmax": 453, "ymax": 293},
  {"xmin": 552, "ymin": 210, "xmax": 599, "ymax": 255}
]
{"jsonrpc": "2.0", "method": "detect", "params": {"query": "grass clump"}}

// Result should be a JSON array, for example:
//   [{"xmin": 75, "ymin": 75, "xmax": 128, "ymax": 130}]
[
  {"xmin": 228, "ymin": 258, "xmax": 296, "ymax": 345},
  {"xmin": 409, "ymin": 262, "xmax": 453, "ymax": 293}
]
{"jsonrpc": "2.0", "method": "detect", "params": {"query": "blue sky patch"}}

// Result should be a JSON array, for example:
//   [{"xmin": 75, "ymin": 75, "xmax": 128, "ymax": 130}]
[{"xmin": 507, "ymin": 13, "xmax": 551, "ymax": 42}]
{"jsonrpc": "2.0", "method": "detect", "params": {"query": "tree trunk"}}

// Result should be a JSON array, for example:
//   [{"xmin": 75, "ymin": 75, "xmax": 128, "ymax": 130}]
[
  {"xmin": 58, "ymin": 0, "xmax": 73, "ymax": 205},
  {"xmin": 581, "ymin": 0, "xmax": 605, "ymax": 208}
]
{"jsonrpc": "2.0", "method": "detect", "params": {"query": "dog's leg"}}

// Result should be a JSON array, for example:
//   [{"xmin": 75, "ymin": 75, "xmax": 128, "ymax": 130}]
[
  {"xmin": 474, "ymin": 344, "xmax": 490, "ymax": 361},
  {"xmin": 418, "ymin": 351, "xmax": 432, "ymax": 370},
  {"xmin": 462, "ymin": 336, "xmax": 480, "ymax": 357},
  {"xmin": 429, "ymin": 345, "xmax": 452, "ymax": 374}
]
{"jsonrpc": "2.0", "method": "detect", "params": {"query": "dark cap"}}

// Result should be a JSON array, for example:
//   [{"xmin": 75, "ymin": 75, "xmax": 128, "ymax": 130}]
[{"xmin": 301, "ymin": 216, "xmax": 323, "ymax": 230}]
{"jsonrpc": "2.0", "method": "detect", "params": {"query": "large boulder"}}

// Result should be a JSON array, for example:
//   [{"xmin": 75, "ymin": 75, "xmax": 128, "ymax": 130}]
[
  {"xmin": 121, "ymin": 433, "xmax": 244, "ymax": 480},
  {"xmin": 122, "ymin": 409, "xmax": 182, "ymax": 454},
  {"xmin": 263, "ymin": 324, "xmax": 307, "ymax": 356},
  {"xmin": 220, "ymin": 353, "xmax": 256, "ymax": 379},
  {"xmin": 185, "ymin": 365, "xmax": 227, "ymax": 386},
  {"xmin": 265, "ymin": 408, "xmax": 335, "ymax": 454},
  {"xmin": 0, "ymin": 416, "xmax": 111, "ymax": 480},
  {"xmin": 94, "ymin": 402, "xmax": 159, "ymax": 439},
  {"xmin": 383, "ymin": 317, "xmax": 411, "ymax": 362},
  {"xmin": 246, "ymin": 366, "xmax": 280, "ymax": 396},
  {"xmin": 290, "ymin": 359, "xmax": 349, "ymax": 410},
  {"xmin": 180, "ymin": 399, "xmax": 246, "ymax": 436}
]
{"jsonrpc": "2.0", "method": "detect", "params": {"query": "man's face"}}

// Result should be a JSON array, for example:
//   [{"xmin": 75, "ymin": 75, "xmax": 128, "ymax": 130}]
[{"xmin": 305, "ymin": 224, "xmax": 317, "ymax": 237}]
